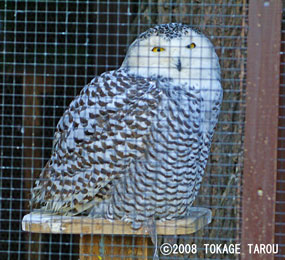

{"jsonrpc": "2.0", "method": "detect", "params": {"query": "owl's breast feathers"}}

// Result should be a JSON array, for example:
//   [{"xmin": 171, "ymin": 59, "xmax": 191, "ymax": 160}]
[{"xmin": 31, "ymin": 69, "xmax": 222, "ymax": 216}]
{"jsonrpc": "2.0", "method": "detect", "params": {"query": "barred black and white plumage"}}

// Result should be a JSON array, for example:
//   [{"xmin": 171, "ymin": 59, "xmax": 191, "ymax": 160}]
[{"xmin": 32, "ymin": 23, "xmax": 222, "ymax": 258}]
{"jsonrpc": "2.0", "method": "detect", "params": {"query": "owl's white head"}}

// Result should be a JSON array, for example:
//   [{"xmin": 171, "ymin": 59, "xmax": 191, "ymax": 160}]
[{"xmin": 121, "ymin": 23, "xmax": 221, "ymax": 85}]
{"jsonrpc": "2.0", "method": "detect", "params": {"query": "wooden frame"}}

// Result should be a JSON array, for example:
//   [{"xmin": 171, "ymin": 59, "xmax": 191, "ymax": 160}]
[{"xmin": 241, "ymin": 1, "xmax": 282, "ymax": 259}]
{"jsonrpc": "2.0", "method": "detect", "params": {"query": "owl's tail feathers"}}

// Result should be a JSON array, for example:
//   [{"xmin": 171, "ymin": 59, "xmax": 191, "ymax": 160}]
[
  {"xmin": 145, "ymin": 219, "xmax": 160, "ymax": 260},
  {"xmin": 30, "ymin": 185, "xmax": 88, "ymax": 216},
  {"xmin": 30, "ymin": 185, "xmax": 45, "ymax": 208}
]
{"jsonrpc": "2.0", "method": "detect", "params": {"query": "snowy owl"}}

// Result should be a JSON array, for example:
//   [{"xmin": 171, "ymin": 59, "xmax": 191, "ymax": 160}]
[{"xmin": 32, "ymin": 23, "xmax": 222, "ymax": 257}]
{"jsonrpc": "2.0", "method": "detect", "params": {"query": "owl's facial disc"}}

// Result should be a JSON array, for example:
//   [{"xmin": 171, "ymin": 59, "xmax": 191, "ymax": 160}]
[{"xmin": 122, "ymin": 29, "xmax": 220, "ymax": 84}]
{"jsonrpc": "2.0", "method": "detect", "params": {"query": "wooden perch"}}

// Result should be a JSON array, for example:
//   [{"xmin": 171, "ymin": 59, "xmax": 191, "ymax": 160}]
[{"xmin": 22, "ymin": 207, "xmax": 211, "ymax": 259}]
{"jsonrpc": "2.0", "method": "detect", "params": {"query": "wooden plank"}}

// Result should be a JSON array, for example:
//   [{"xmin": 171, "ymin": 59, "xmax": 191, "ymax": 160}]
[
  {"xmin": 241, "ymin": 1, "xmax": 282, "ymax": 259},
  {"xmin": 22, "ymin": 207, "xmax": 211, "ymax": 235}
]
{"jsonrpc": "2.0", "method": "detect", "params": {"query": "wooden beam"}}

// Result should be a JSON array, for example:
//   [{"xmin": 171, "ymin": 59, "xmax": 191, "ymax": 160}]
[{"xmin": 242, "ymin": 1, "xmax": 282, "ymax": 259}]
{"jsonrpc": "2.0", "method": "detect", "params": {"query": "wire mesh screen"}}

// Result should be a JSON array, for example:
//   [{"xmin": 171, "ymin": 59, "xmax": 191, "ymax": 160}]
[{"xmin": 0, "ymin": 1, "xmax": 247, "ymax": 259}]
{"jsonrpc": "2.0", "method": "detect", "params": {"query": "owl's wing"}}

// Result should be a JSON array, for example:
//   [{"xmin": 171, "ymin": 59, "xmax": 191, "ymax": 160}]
[{"xmin": 32, "ymin": 70, "xmax": 162, "ymax": 214}]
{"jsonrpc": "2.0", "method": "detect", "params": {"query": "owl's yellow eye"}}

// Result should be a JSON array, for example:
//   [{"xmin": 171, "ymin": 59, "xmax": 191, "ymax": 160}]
[
  {"xmin": 186, "ymin": 43, "xmax": 196, "ymax": 49},
  {"xmin": 152, "ymin": 47, "xmax": 165, "ymax": 52}
]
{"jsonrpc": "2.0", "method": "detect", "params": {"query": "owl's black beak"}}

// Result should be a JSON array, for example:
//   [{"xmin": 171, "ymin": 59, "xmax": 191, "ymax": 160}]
[{"xmin": 176, "ymin": 58, "xmax": 182, "ymax": 72}]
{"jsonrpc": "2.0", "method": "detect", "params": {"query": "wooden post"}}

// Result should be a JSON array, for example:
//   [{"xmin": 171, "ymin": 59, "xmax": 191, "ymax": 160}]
[
  {"xmin": 22, "ymin": 207, "xmax": 211, "ymax": 259},
  {"xmin": 242, "ymin": 0, "xmax": 282, "ymax": 259},
  {"xmin": 80, "ymin": 235, "xmax": 150, "ymax": 260},
  {"xmin": 22, "ymin": 72, "xmax": 54, "ymax": 259}
]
